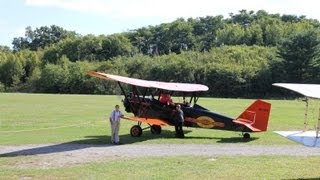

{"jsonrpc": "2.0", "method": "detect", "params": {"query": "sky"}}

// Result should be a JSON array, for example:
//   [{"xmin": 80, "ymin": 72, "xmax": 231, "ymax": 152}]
[{"xmin": 1, "ymin": 0, "xmax": 320, "ymax": 48}]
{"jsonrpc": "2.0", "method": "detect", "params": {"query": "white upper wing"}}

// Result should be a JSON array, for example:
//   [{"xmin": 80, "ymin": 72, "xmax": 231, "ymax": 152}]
[
  {"xmin": 273, "ymin": 83, "xmax": 320, "ymax": 99},
  {"xmin": 87, "ymin": 71, "xmax": 209, "ymax": 92}
]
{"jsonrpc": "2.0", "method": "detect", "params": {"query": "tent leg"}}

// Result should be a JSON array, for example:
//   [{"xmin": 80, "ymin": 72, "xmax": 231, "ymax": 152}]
[
  {"xmin": 303, "ymin": 98, "xmax": 309, "ymax": 132},
  {"xmin": 316, "ymin": 107, "xmax": 320, "ymax": 138}
]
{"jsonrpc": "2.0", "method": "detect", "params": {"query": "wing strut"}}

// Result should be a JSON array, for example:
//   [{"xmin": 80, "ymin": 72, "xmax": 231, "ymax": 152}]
[
  {"xmin": 303, "ymin": 97, "xmax": 309, "ymax": 132},
  {"xmin": 317, "ymin": 107, "xmax": 320, "ymax": 138},
  {"xmin": 118, "ymin": 81, "xmax": 127, "ymax": 97}
]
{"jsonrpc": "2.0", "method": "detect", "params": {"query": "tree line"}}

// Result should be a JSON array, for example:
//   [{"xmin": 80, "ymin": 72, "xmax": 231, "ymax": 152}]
[{"xmin": 0, "ymin": 10, "xmax": 320, "ymax": 97}]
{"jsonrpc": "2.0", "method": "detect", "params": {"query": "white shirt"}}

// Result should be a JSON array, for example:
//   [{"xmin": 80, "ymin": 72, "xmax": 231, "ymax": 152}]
[{"xmin": 110, "ymin": 110, "xmax": 123, "ymax": 121}]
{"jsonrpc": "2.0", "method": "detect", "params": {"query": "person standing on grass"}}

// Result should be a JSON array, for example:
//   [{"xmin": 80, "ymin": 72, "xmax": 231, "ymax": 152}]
[
  {"xmin": 109, "ymin": 105, "xmax": 124, "ymax": 145},
  {"xmin": 174, "ymin": 104, "xmax": 185, "ymax": 138}
]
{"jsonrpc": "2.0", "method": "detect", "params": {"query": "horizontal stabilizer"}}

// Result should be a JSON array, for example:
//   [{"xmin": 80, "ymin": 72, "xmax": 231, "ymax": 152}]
[{"xmin": 233, "ymin": 120, "xmax": 262, "ymax": 132}]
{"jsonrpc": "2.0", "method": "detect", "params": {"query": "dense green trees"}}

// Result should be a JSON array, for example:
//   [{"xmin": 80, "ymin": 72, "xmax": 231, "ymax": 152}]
[
  {"xmin": 12, "ymin": 25, "xmax": 77, "ymax": 51},
  {"xmin": 277, "ymin": 30, "xmax": 320, "ymax": 83},
  {"xmin": 1, "ymin": 10, "xmax": 320, "ymax": 97}
]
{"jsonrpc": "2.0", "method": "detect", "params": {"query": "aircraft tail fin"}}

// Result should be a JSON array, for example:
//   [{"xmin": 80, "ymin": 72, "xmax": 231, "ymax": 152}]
[{"xmin": 234, "ymin": 100, "xmax": 271, "ymax": 132}]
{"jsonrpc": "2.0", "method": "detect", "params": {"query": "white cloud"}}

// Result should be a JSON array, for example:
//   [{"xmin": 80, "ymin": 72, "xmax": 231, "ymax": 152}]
[
  {"xmin": 25, "ymin": 0, "xmax": 320, "ymax": 20},
  {"xmin": 24, "ymin": 0, "xmax": 258, "ymax": 19},
  {"xmin": 25, "ymin": 0, "xmax": 113, "ymax": 14}
]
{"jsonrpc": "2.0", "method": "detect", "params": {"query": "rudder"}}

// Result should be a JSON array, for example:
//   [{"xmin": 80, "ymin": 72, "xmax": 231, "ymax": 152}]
[{"xmin": 234, "ymin": 100, "xmax": 271, "ymax": 132}]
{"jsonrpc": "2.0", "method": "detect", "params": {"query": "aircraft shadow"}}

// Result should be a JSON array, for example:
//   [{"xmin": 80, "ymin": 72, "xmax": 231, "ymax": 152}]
[
  {"xmin": 283, "ymin": 178, "xmax": 320, "ymax": 180},
  {"xmin": 0, "ymin": 130, "xmax": 257, "ymax": 157},
  {"xmin": 183, "ymin": 136, "xmax": 259, "ymax": 143}
]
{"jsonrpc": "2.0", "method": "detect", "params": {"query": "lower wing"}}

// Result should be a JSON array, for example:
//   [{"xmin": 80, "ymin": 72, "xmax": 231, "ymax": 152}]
[{"xmin": 122, "ymin": 116, "xmax": 171, "ymax": 126}]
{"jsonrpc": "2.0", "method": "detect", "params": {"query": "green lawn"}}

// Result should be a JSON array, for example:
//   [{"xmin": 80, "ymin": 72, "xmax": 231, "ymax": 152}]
[
  {"xmin": 0, "ymin": 93, "xmax": 319, "ymax": 145},
  {"xmin": 1, "ymin": 156, "xmax": 319, "ymax": 179}
]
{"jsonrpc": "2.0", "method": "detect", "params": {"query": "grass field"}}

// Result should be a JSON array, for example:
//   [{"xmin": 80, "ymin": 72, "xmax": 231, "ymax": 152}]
[
  {"xmin": 1, "ymin": 156, "xmax": 320, "ymax": 179},
  {"xmin": 0, "ymin": 93, "xmax": 318, "ymax": 145},
  {"xmin": 1, "ymin": 93, "xmax": 320, "ymax": 179}
]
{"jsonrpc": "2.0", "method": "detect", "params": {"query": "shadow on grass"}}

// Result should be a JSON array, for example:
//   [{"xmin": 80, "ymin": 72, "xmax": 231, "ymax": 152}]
[
  {"xmin": 183, "ymin": 136, "xmax": 259, "ymax": 143},
  {"xmin": 0, "ymin": 130, "xmax": 179, "ymax": 157},
  {"xmin": 284, "ymin": 178, "xmax": 320, "ymax": 180},
  {"xmin": 0, "ymin": 130, "xmax": 258, "ymax": 157}
]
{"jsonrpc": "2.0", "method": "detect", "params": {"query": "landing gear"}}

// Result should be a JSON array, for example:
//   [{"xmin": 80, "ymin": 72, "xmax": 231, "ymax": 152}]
[
  {"xmin": 243, "ymin": 133, "xmax": 251, "ymax": 139},
  {"xmin": 130, "ymin": 125, "xmax": 142, "ymax": 137},
  {"xmin": 150, "ymin": 125, "xmax": 162, "ymax": 134},
  {"xmin": 130, "ymin": 124, "xmax": 162, "ymax": 137}
]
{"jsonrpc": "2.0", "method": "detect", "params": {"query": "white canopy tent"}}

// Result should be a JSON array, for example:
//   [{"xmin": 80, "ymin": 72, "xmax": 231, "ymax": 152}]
[{"xmin": 273, "ymin": 83, "xmax": 320, "ymax": 143}]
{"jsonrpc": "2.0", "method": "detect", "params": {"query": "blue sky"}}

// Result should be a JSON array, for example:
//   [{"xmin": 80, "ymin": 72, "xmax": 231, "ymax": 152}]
[{"xmin": 1, "ymin": 0, "xmax": 320, "ymax": 48}]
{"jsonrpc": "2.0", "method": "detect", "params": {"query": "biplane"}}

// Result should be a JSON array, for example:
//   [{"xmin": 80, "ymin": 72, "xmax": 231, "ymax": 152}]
[{"xmin": 88, "ymin": 71, "xmax": 271, "ymax": 139}]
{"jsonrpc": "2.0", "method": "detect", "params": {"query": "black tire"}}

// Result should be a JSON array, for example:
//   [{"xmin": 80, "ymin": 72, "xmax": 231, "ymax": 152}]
[
  {"xmin": 150, "ymin": 125, "xmax": 162, "ymax": 134},
  {"xmin": 243, "ymin": 133, "xmax": 250, "ymax": 139},
  {"xmin": 130, "ymin": 125, "xmax": 142, "ymax": 137}
]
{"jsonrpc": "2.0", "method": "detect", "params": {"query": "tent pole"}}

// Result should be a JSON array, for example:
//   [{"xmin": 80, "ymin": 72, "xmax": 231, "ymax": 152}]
[
  {"xmin": 303, "ymin": 98, "xmax": 309, "ymax": 132},
  {"xmin": 316, "ymin": 107, "xmax": 320, "ymax": 138}
]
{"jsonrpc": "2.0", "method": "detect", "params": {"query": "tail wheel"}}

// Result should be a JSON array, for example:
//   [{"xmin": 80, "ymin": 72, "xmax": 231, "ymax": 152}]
[
  {"xmin": 130, "ymin": 125, "xmax": 142, "ymax": 137},
  {"xmin": 243, "ymin": 133, "xmax": 250, "ymax": 139},
  {"xmin": 150, "ymin": 125, "xmax": 162, "ymax": 134}
]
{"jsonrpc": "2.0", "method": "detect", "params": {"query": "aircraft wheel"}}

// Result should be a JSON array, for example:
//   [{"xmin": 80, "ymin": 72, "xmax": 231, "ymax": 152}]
[
  {"xmin": 243, "ymin": 133, "xmax": 250, "ymax": 139},
  {"xmin": 130, "ymin": 125, "xmax": 142, "ymax": 137},
  {"xmin": 150, "ymin": 125, "xmax": 162, "ymax": 134}
]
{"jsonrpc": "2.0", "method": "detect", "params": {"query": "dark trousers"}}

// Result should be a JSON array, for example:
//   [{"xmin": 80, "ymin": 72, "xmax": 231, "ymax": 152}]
[{"xmin": 175, "ymin": 122, "xmax": 184, "ymax": 138}]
